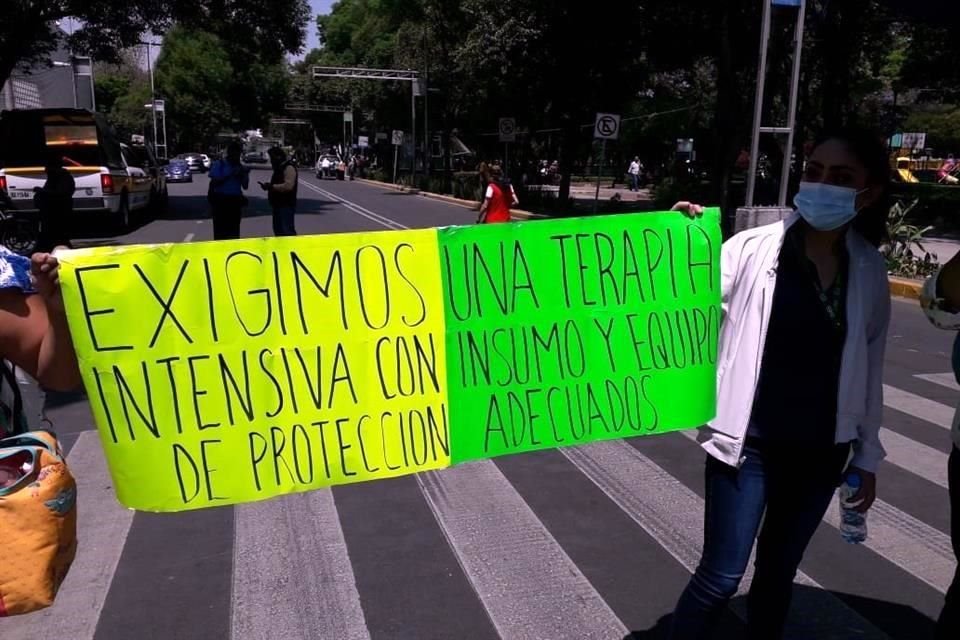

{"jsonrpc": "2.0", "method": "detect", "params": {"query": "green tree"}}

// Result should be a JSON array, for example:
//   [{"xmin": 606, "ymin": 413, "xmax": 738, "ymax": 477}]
[
  {"xmin": 0, "ymin": 0, "xmax": 311, "ymax": 89},
  {"xmin": 94, "ymin": 56, "xmax": 152, "ymax": 142},
  {"xmin": 154, "ymin": 28, "xmax": 234, "ymax": 151}
]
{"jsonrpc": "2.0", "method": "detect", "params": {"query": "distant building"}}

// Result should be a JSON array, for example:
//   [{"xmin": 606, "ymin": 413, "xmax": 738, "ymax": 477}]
[{"xmin": 0, "ymin": 41, "xmax": 94, "ymax": 111}]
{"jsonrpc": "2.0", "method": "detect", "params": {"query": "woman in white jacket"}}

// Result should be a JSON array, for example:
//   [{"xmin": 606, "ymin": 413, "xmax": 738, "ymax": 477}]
[{"xmin": 669, "ymin": 129, "xmax": 892, "ymax": 640}]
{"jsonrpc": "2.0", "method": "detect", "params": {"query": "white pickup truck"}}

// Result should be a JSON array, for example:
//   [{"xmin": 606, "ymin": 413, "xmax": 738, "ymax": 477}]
[{"xmin": 0, "ymin": 108, "xmax": 157, "ymax": 231}]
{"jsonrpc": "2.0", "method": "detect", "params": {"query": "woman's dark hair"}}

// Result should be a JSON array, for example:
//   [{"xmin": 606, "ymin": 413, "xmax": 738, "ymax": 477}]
[{"xmin": 813, "ymin": 127, "xmax": 891, "ymax": 247}]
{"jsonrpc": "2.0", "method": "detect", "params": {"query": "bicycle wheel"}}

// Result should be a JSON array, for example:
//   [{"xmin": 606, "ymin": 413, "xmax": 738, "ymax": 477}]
[{"xmin": 0, "ymin": 217, "xmax": 39, "ymax": 256}]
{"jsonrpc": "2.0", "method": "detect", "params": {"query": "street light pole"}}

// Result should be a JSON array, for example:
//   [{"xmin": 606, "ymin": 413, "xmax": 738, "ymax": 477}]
[
  {"xmin": 145, "ymin": 42, "xmax": 158, "ymax": 152},
  {"xmin": 423, "ymin": 28, "xmax": 429, "ymax": 178}
]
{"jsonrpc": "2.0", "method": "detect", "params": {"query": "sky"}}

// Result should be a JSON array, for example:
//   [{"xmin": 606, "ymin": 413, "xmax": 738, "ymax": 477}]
[{"xmin": 305, "ymin": 0, "xmax": 337, "ymax": 54}]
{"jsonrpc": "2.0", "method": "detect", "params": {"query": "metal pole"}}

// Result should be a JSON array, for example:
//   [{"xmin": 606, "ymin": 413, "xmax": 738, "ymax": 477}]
[
  {"xmin": 778, "ymin": 0, "xmax": 807, "ymax": 206},
  {"xmin": 161, "ymin": 108, "xmax": 168, "ymax": 159},
  {"xmin": 70, "ymin": 59, "xmax": 78, "ymax": 108},
  {"xmin": 146, "ymin": 43, "xmax": 158, "ymax": 151},
  {"xmin": 423, "ymin": 83, "xmax": 429, "ymax": 177},
  {"xmin": 423, "ymin": 29, "xmax": 430, "ymax": 178},
  {"xmin": 393, "ymin": 143, "xmax": 399, "ymax": 184},
  {"xmin": 411, "ymin": 83, "xmax": 417, "ymax": 182},
  {"xmin": 745, "ymin": 0, "xmax": 772, "ymax": 207},
  {"xmin": 594, "ymin": 140, "xmax": 606, "ymax": 214}
]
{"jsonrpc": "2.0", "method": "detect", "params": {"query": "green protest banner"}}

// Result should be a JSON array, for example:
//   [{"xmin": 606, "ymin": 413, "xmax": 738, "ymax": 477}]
[
  {"xmin": 58, "ymin": 208, "xmax": 720, "ymax": 512},
  {"xmin": 441, "ymin": 209, "xmax": 721, "ymax": 463}
]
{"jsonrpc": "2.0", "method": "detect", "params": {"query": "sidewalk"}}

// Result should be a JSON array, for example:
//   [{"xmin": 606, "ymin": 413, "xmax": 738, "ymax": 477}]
[
  {"xmin": 530, "ymin": 183, "xmax": 654, "ymax": 203},
  {"xmin": 920, "ymin": 236, "xmax": 960, "ymax": 265}
]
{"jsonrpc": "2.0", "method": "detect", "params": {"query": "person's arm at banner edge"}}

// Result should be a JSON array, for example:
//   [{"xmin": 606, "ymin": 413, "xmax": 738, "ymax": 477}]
[
  {"xmin": 671, "ymin": 201, "xmax": 732, "ymax": 320},
  {"xmin": 0, "ymin": 254, "xmax": 80, "ymax": 391}
]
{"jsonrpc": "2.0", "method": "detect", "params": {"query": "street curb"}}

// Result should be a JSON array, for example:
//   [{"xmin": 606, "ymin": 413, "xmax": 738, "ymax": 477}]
[
  {"xmin": 355, "ymin": 177, "xmax": 543, "ymax": 219},
  {"xmin": 889, "ymin": 276, "xmax": 923, "ymax": 300}
]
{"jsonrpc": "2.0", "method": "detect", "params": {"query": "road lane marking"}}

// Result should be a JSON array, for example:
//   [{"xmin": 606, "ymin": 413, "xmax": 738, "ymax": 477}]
[
  {"xmin": 418, "ymin": 461, "xmax": 628, "ymax": 640},
  {"xmin": 822, "ymin": 495, "xmax": 955, "ymax": 593},
  {"xmin": 0, "ymin": 431, "xmax": 136, "ymax": 640},
  {"xmin": 563, "ymin": 440, "xmax": 888, "ymax": 640},
  {"xmin": 299, "ymin": 180, "xmax": 408, "ymax": 230},
  {"xmin": 880, "ymin": 428, "xmax": 949, "ymax": 488},
  {"xmin": 883, "ymin": 384, "xmax": 954, "ymax": 430},
  {"xmin": 231, "ymin": 490, "xmax": 371, "ymax": 640},
  {"xmin": 915, "ymin": 373, "xmax": 960, "ymax": 392},
  {"xmin": 183, "ymin": 232, "xmax": 195, "ymax": 242}
]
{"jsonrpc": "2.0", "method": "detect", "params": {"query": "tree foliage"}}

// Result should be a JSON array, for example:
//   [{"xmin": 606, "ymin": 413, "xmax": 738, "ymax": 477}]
[
  {"xmin": 154, "ymin": 28, "xmax": 234, "ymax": 151},
  {"xmin": 94, "ymin": 54, "xmax": 152, "ymax": 142},
  {"xmin": 0, "ymin": 0, "xmax": 311, "ymax": 89}
]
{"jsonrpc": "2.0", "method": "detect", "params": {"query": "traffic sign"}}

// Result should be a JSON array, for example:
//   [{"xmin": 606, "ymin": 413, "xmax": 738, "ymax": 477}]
[
  {"xmin": 594, "ymin": 113, "xmax": 620, "ymax": 140},
  {"xmin": 358, "ymin": 136, "xmax": 369, "ymax": 148},
  {"xmin": 499, "ymin": 118, "xmax": 516, "ymax": 143},
  {"xmin": 392, "ymin": 130, "xmax": 404, "ymax": 145}
]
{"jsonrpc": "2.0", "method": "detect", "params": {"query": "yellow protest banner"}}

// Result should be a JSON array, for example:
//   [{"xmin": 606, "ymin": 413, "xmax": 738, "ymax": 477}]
[
  {"xmin": 60, "ymin": 210, "xmax": 721, "ymax": 512},
  {"xmin": 60, "ymin": 230, "xmax": 451, "ymax": 511}
]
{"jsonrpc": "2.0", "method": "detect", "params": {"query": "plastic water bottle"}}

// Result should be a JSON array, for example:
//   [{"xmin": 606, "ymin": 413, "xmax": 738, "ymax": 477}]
[{"xmin": 839, "ymin": 472, "xmax": 868, "ymax": 544}]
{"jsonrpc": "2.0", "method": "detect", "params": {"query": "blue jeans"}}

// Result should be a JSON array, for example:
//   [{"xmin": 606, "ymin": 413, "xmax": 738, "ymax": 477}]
[
  {"xmin": 669, "ymin": 440, "xmax": 848, "ymax": 640},
  {"xmin": 630, "ymin": 173, "xmax": 639, "ymax": 191},
  {"xmin": 272, "ymin": 205, "xmax": 297, "ymax": 236}
]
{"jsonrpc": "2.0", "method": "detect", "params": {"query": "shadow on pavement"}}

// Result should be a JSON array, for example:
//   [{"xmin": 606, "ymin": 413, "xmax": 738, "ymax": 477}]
[{"xmin": 623, "ymin": 585, "xmax": 937, "ymax": 640}]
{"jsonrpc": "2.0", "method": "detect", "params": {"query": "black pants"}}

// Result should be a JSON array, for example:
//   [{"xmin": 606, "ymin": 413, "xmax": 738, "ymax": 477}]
[
  {"xmin": 37, "ymin": 206, "xmax": 72, "ymax": 253},
  {"xmin": 938, "ymin": 445, "xmax": 960, "ymax": 639},
  {"xmin": 211, "ymin": 196, "xmax": 243, "ymax": 240},
  {"xmin": 271, "ymin": 205, "xmax": 297, "ymax": 236}
]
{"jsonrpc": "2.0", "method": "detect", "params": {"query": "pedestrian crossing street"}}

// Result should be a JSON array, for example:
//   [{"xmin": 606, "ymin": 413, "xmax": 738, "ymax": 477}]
[{"xmin": 1, "ymin": 371, "xmax": 956, "ymax": 640}]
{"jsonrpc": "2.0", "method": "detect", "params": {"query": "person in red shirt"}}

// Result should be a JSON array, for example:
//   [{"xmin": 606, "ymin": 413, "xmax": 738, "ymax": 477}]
[{"xmin": 477, "ymin": 165, "xmax": 518, "ymax": 223}]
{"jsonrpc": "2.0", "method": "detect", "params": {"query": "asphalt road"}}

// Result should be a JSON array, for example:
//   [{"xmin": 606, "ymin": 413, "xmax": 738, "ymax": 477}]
[{"xmin": 1, "ymin": 172, "xmax": 956, "ymax": 640}]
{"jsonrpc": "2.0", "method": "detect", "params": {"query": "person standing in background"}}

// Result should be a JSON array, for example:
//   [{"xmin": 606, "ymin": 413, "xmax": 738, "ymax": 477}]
[
  {"xmin": 33, "ymin": 153, "xmax": 74, "ymax": 253},
  {"xmin": 259, "ymin": 147, "xmax": 298, "ymax": 237},
  {"xmin": 477, "ymin": 161, "xmax": 491, "ymax": 208},
  {"xmin": 477, "ymin": 165, "xmax": 517, "ymax": 224},
  {"xmin": 208, "ymin": 141, "xmax": 249, "ymax": 240},
  {"xmin": 628, "ymin": 156, "xmax": 642, "ymax": 191}
]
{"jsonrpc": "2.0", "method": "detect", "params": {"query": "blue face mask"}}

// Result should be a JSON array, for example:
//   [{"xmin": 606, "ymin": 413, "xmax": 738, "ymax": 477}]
[{"xmin": 793, "ymin": 181, "xmax": 864, "ymax": 231}]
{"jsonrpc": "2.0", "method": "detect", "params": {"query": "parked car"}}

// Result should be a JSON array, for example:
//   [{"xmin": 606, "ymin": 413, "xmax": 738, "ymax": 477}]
[
  {"xmin": 164, "ymin": 159, "xmax": 192, "ymax": 183},
  {"xmin": 0, "ymin": 108, "xmax": 153, "ymax": 230},
  {"xmin": 316, "ymin": 154, "xmax": 338, "ymax": 179},
  {"xmin": 243, "ymin": 150, "xmax": 268, "ymax": 165},
  {"xmin": 176, "ymin": 153, "xmax": 205, "ymax": 173},
  {"xmin": 122, "ymin": 142, "xmax": 168, "ymax": 214}
]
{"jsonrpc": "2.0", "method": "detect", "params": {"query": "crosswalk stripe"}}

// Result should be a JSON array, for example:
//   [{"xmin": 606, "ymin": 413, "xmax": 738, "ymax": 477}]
[
  {"xmin": 562, "ymin": 440, "xmax": 889, "ymax": 640},
  {"xmin": 231, "ymin": 491, "xmax": 370, "ymax": 640},
  {"xmin": 916, "ymin": 372, "xmax": 960, "ymax": 392},
  {"xmin": 883, "ymin": 383, "xmax": 954, "ymax": 430},
  {"xmin": 880, "ymin": 428, "xmax": 949, "ymax": 488},
  {"xmin": 0, "ymin": 431, "xmax": 135, "ymax": 640},
  {"xmin": 822, "ymin": 496, "xmax": 956, "ymax": 594},
  {"xmin": 417, "ymin": 461, "xmax": 629, "ymax": 640}
]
